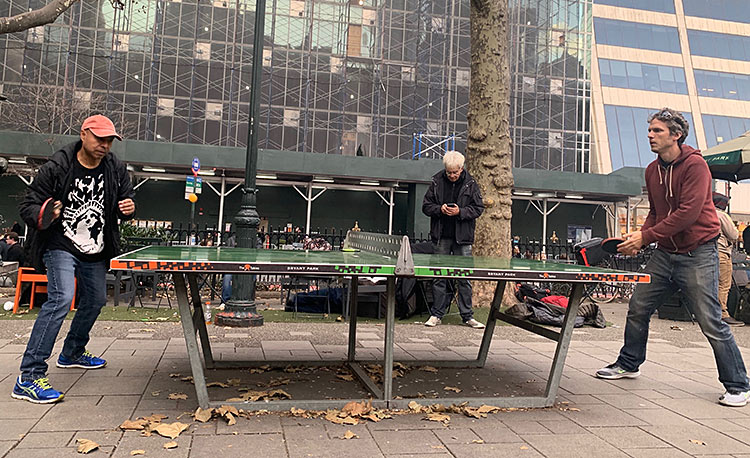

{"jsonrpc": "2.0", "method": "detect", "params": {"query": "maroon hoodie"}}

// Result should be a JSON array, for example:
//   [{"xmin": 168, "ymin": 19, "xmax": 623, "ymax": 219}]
[{"xmin": 641, "ymin": 144, "xmax": 719, "ymax": 253}]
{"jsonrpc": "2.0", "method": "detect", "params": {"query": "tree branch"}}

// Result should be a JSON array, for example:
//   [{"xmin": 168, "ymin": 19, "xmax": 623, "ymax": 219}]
[{"xmin": 0, "ymin": 0, "xmax": 80, "ymax": 35}]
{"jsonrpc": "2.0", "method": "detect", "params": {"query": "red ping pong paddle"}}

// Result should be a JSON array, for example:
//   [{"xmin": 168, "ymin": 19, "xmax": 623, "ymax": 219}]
[
  {"xmin": 38, "ymin": 198, "xmax": 62, "ymax": 230},
  {"xmin": 600, "ymin": 237, "xmax": 624, "ymax": 255}
]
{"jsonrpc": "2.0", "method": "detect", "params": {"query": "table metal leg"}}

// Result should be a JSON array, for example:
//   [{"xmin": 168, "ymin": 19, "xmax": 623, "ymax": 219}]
[
  {"xmin": 383, "ymin": 277, "xmax": 395, "ymax": 402},
  {"xmin": 347, "ymin": 279, "xmax": 359, "ymax": 362},
  {"xmin": 187, "ymin": 273, "xmax": 215, "ymax": 369},
  {"xmin": 174, "ymin": 273, "xmax": 211, "ymax": 409},
  {"xmin": 543, "ymin": 282, "xmax": 584, "ymax": 404},
  {"xmin": 475, "ymin": 280, "xmax": 506, "ymax": 367}
]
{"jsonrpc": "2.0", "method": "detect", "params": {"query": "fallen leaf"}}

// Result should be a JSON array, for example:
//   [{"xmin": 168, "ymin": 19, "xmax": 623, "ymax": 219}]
[
  {"xmin": 342, "ymin": 400, "xmax": 371, "ymax": 417},
  {"xmin": 151, "ymin": 391, "xmax": 161, "ymax": 397},
  {"xmin": 120, "ymin": 419, "xmax": 149, "ymax": 430},
  {"xmin": 76, "ymin": 438, "xmax": 99, "ymax": 454},
  {"xmin": 218, "ymin": 405, "xmax": 240, "ymax": 417},
  {"xmin": 144, "ymin": 414, "xmax": 168, "ymax": 423},
  {"xmin": 194, "ymin": 407, "xmax": 214, "ymax": 423},
  {"xmin": 104, "ymin": 326, "xmax": 113, "ymax": 330},
  {"xmin": 689, "ymin": 439, "xmax": 706, "ymax": 446},
  {"xmin": 425, "ymin": 412, "xmax": 450, "ymax": 424},
  {"xmin": 225, "ymin": 412, "xmax": 237, "ymax": 426},
  {"xmin": 670, "ymin": 325, "xmax": 683, "ymax": 331},
  {"xmin": 336, "ymin": 316, "xmax": 343, "ymax": 322},
  {"xmin": 207, "ymin": 381, "xmax": 228, "ymax": 388},
  {"xmin": 444, "ymin": 386, "xmax": 462, "ymax": 393},
  {"xmin": 130, "ymin": 450, "xmax": 146, "ymax": 456},
  {"xmin": 568, "ymin": 407, "xmax": 581, "ymax": 412},
  {"xmin": 472, "ymin": 439, "xmax": 485, "ymax": 444},
  {"xmin": 341, "ymin": 430, "xmax": 358, "ymax": 440},
  {"xmin": 168, "ymin": 393, "xmax": 188, "ymax": 400},
  {"xmin": 336, "ymin": 374, "xmax": 354, "ymax": 382},
  {"xmin": 419, "ymin": 366, "xmax": 438, "ymax": 373},
  {"xmin": 181, "ymin": 376, "xmax": 194, "ymax": 383},
  {"xmin": 226, "ymin": 379, "xmax": 242, "ymax": 386},
  {"xmin": 284, "ymin": 366, "xmax": 303, "ymax": 373},
  {"xmin": 520, "ymin": 445, "xmax": 529, "ymax": 450},
  {"xmin": 154, "ymin": 422, "xmax": 189, "ymax": 439},
  {"xmin": 477, "ymin": 405, "xmax": 500, "ymax": 414},
  {"xmin": 163, "ymin": 441, "xmax": 178, "ymax": 449},
  {"xmin": 169, "ymin": 373, "xmax": 180, "ymax": 378}
]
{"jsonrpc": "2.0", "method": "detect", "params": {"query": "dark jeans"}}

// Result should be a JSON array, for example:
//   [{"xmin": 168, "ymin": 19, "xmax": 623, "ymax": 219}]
[
  {"xmin": 615, "ymin": 242, "xmax": 750, "ymax": 392},
  {"xmin": 431, "ymin": 238, "xmax": 474, "ymax": 321},
  {"xmin": 222, "ymin": 274, "xmax": 232, "ymax": 303},
  {"xmin": 19, "ymin": 250, "xmax": 107, "ymax": 382}
]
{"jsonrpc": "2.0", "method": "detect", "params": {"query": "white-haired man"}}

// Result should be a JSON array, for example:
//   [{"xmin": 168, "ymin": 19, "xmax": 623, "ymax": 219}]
[{"xmin": 422, "ymin": 151, "xmax": 485, "ymax": 328}]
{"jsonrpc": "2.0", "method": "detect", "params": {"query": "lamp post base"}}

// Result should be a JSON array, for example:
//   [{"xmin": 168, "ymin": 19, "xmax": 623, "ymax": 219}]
[{"xmin": 214, "ymin": 300, "xmax": 264, "ymax": 327}]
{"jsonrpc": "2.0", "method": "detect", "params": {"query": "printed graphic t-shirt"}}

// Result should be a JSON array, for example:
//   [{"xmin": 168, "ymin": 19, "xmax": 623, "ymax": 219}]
[{"xmin": 47, "ymin": 157, "xmax": 107, "ymax": 261}]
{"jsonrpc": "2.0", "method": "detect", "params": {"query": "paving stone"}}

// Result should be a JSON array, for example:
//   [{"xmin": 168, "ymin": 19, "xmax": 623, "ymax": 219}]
[
  {"xmin": 66, "ymin": 376, "xmax": 151, "ymax": 396},
  {"xmin": 32, "ymin": 403, "xmax": 131, "ymax": 432},
  {"xmin": 697, "ymin": 417, "xmax": 750, "ymax": 432},
  {"xmin": 587, "ymin": 426, "xmax": 670, "ymax": 448},
  {"xmin": 0, "ymin": 419, "xmax": 37, "ymax": 441},
  {"xmin": 593, "ymin": 393, "xmax": 661, "ymax": 409},
  {"xmin": 370, "ymin": 429, "xmax": 441, "ymax": 455},
  {"xmin": 446, "ymin": 442, "xmax": 544, "ymax": 458},
  {"xmin": 0, "ymin": 401, "xmax": 54, "ymax": 419},
  {"xmin": 5, "ymin": 445, "xmax": 116, "ymax": 457},
  {"xmin": 538, "ymin": 420, "xmax": 589, "ymax": 434},
  {"xmin": 521, "ymin": 433, "xmax": 631, "ymax": 458},
  {"xmin": 619, "ymin": 448, "xmax": 695, "ymax": 457},
  {"xmin": 650, "ymin": 396, "xmax": 749, "ymax": 420},
  {"xmin": 559, "ymin": 403, "xmax": 646, "ymax": 427},
  {"xmin": 190, "ymin": 433, "xmax": 287, "ymax": 458},
  {"xmin": 16, "ymin": 431, "xmax": 74, "ymax": 448},
  {"xmin": 216, "ymin": 414, "xmax": 283, "ymax": 434},
  {"xmin": 0, "ymin": 441, "xmax": 14, "ymax": 457},
  {"xmin": 261, "ymin": 340, "xmax": 315, "ymax": 351},
  {"xmin": 70, "ymin": 430, "xmax": 124, "ymax": 447},
  {"xmin": 432, "ymin": 427, "xmax": 481, "ymax": 444},
  {"xmin": 624, "ymin": 408, "xmax": 701, "ymax": 426},
  {"xmin": 111, "ymin": 435, "xmax": 191, "ymax": 458},
  {"xmin": 640, "ymin": 423, "xmax": 750, "ymax": 455}
]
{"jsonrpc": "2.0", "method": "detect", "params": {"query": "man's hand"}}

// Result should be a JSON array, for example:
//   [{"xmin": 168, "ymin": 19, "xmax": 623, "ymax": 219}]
[
  {"xmin": 441, "ymin": 204, "xmax": 460, "ymax": 216},
  {"xmin": 118, "ymin": 198, "xmax": 135, "ymax": 216},
  {"xmin": 618, "ymin": 230, "xmax": 643, "ymax": 256}
]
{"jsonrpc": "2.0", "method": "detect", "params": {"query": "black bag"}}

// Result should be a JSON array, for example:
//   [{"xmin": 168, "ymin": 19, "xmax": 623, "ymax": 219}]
[{"xmin": 574, "ymin": 237, "xmax": 606, "ymax": 267}]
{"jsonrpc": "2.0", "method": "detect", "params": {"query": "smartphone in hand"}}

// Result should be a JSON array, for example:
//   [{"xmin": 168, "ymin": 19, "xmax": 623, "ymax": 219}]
[{"xmin": 446, "ymin": 203, "xmax": 457, "ymax": 208}]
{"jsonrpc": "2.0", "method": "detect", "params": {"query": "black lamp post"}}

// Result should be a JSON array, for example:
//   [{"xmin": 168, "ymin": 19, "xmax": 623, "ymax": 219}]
[{"xmin": 214, "ymin": 0, "xmax": 266, "ymax": 327}]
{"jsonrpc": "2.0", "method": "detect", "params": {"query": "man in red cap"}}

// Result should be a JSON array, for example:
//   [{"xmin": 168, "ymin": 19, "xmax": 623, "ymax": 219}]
[{"xmin": 13, "ymin": 114, "xmax": 135, "ymax": 403}]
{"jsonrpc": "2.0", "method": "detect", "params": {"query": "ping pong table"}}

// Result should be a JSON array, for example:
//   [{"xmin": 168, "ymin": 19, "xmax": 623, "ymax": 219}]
[{"xmin": 111, "ymin": 231, "xmax": 650, "ymax": 411}]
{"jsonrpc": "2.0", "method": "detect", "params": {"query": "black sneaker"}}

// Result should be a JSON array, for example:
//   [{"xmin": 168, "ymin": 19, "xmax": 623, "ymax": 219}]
[{"xmin": 595, "ymin": 363, "xmax": 640, "ymax": 380}]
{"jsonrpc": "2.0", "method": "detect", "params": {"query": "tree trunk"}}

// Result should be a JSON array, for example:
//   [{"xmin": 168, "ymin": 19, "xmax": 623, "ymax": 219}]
[
  {"xmin": 466, "ymin": 0, "xmax": 513, "ymax": 306},
  {"xmin": 0, "ymin": 0, "xmax": 80, "ymax": 35}
]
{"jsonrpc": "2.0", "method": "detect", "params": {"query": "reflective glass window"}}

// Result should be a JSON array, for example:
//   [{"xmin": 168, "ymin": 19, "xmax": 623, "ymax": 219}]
[
  {"xmin": 605, "ymin": 105, "xmax": 697, "ymax": 170},
  {"xmin": 684, "ymin": 0, "xmax": 750, "ymax": 24},
  {"xmin": 695, "ymin": 69, "xmax": 750, "ymax": 102},
  {"xmin": 594, "ymin": 0, "xmax": 675, "ymax": 14},
  {"xmin": 689, "ymin": 30, "xmax": 750, "ymax": 61},
  {"xmin": 703, "ymin": 114, "xmax": 750, "ymax": 147},
  {"xmin": 598, "ymin": 59, "xmax": 686, "ymax": 94},
  {"xmin": 594, "ymin": 19, "xmax": 680, "ymax": 53}
]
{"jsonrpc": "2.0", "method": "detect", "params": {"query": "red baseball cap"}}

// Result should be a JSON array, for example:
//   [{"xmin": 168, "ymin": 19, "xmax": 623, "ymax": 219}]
[{"xmin": 81, "ymin": 115, "xmax": 122, "ymax": 141}]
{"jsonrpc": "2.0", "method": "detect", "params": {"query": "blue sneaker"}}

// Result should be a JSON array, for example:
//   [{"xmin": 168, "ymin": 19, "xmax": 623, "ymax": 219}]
[
  {"xmin": 56, "ymin": 351, "xmax": 106, "ymax": 369},
  {"xmin": 12, "ymin": 376, "xmax": 64, "ymax": 404}
]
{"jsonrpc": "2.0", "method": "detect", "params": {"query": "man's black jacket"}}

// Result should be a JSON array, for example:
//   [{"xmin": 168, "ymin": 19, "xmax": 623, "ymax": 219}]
[
  {"xmin": 18, "ymin": 141, "xmax": 135, "ymax": 272},
  {"xmin": 422, "ymin": 169, "xmax": 484, "ymax": 244}
]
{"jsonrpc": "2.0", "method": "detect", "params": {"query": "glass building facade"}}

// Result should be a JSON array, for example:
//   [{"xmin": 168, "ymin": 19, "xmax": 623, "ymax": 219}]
[{"xmin": 0, "ymin": 0, "xmax": 592, "ymax": 170}]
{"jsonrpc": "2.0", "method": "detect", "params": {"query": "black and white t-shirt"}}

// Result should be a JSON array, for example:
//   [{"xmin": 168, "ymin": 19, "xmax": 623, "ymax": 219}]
[{"xmin": 47, "ymin": 157, "xmax": 106, "ymax": 261}]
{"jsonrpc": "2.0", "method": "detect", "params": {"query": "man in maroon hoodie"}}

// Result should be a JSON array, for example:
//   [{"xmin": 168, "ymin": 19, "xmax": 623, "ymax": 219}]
[{"xmin": 595, "ymin": 108, "xmax": 750, "ymax": 407}]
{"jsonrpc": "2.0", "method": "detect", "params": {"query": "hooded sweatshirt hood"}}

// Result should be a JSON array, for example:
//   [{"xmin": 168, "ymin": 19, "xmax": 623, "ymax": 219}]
[{"xmin": 641, "ymin": 144, "xmax": 719, "ymax": 253}]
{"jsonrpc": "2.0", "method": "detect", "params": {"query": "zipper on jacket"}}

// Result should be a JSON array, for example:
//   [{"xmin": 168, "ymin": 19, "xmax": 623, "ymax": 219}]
[{"xmin": 661, "ymin": 163, "xmax": 678, "ymax": 252}]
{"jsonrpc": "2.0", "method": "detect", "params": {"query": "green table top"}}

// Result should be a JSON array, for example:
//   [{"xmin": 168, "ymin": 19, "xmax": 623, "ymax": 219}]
[{"xmin": 111, "ymin": 246, "xmax": 650, "ymax": 283}]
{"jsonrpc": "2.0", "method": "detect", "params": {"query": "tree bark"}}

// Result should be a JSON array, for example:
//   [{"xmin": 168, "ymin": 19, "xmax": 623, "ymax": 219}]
[
  {"xmin": 0, "ymin": 0, "xmax": 80, "ymax": 35},
  {"xmin": 466, "ymin": 0, "xmax": 513, "ymax": 305}
]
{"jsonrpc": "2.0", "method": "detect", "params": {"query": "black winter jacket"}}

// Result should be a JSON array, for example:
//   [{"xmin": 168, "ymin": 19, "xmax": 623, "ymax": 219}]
[
  {"xmin": 422, "ymin": 169, "xmax": 484, "ymax": 244},
  {"xmin": 18, "ymin": 141, "xmax": 135, "ymax": 272}
]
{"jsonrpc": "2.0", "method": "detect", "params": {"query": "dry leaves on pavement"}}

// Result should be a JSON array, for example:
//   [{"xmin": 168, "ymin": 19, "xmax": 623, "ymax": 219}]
[
  {"xmin": 341, "ymin": 430, "xmax": 358, "ymax": 440},
  {"xmin": 163, "ymin": 441, "xmax": 178, "ymax": 449},
  {"xmin": 168, "ymin": 392, "xmax": 188, "ymax": 400},
  {"xmin": 76, "ymin": 439, "xmax": 99, "ymax": 454},
  {"xmin": 130, "ymin": 450, "xmax": 146, "ymax": 456},
  {"xmin": 154, "ymin": 422, "xmax": 189, "ymax": 440}
]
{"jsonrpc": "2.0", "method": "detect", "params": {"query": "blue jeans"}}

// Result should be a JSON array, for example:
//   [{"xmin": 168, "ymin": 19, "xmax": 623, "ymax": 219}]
[
  {"xmin": 616, "ymin": 242, "xmax": 750, "ymax": 392},
  {"xmin": 222, "ymin": 274, "xmax": 232, "ymax": 303},
  {"xmin": 19, "ymin": 250, "xmax": 107, "ymax": 382},
  {"xmin": 431, "ymin": 238, "xmax": 474, "ymax": 321}
]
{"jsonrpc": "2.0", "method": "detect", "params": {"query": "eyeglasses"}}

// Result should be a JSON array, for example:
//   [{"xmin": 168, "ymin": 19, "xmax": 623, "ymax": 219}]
[{"xmin": 658, "ymin": 110, "xmax": 673, "ymax": 119}]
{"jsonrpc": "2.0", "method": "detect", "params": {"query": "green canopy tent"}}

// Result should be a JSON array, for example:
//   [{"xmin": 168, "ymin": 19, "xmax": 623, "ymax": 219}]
[{"xmin": 703, "ymin": 131, "xmax": 750, "ymax": 182}]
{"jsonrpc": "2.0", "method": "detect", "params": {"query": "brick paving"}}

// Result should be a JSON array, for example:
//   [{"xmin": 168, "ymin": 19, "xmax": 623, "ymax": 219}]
[{"xmin": 1, "ymin": 303, "xmax": 750, "ymax": 457}]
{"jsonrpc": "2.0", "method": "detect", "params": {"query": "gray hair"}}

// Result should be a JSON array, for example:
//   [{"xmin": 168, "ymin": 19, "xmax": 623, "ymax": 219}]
[
  {"xmin": 443, "ymin": 150, "xmax": 465, "ymax": 170},
  {"xmin": 648, "ymin": 108, "xmax": 690, "ymax": 146}
]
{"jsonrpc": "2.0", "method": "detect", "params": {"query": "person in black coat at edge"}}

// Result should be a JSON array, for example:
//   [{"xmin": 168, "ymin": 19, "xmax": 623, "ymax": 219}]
[
  {"xmin": 12, "ymin": 115, "xmax": 135, "ymax": 404},
  {"xmin": 422, "ymin": 150, "xmax": 485, "ymax": 329}
]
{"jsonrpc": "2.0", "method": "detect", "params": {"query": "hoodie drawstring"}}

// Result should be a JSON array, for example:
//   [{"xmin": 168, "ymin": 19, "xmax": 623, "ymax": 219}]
[{"xmin": 668, "ymin": 165, "xmax": 673, "ymax": 198}]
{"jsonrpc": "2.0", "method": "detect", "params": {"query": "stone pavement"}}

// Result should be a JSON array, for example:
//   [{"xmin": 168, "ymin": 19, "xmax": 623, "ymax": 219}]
[{"xmin": 2, "ymin": 303, "xmax": 750, "ymax": 457}]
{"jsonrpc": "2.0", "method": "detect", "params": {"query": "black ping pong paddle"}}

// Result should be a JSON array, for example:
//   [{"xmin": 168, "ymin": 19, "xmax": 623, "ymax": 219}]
[
  {"xmin": 600, "ymin": 237, "xmax": 624, "ymax": 255},
  {"xmin": 38, "ymin": 198, "xmax": 62, "ymax": 230}
]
